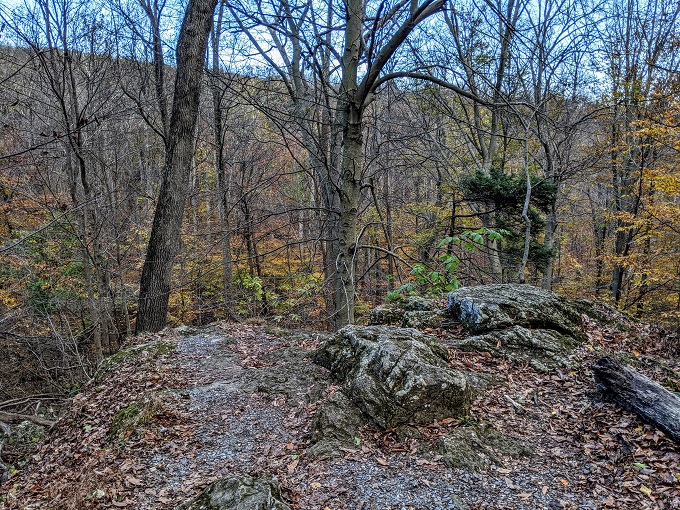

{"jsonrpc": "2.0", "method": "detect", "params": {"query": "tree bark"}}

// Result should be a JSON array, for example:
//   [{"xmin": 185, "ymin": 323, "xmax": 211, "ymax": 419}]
[
  {"xmin": 136, "ymin": 0, "xmax": 218, "ymax": 333},
  {"xmin": 593, "ymin": 357, "xmax": 680, "ymax": 444},
  {"xmin": 0, "ymin": 411, "xmax": 56, "ymax": 428}
]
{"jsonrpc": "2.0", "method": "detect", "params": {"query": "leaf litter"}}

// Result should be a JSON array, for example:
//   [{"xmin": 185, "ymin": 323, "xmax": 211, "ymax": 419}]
[{"xmin": 1, "ymin": 311, "xmax": 679, "ymax": 509}]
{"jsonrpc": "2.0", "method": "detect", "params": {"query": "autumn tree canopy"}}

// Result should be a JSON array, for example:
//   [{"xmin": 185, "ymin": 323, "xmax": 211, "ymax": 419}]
[{"xmin": 0, "ymin": 0, "xmax": 679, "ymax": 384}]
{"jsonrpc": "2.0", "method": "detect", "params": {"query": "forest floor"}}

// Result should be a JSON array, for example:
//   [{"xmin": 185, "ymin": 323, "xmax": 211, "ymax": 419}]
[{"xmin": 1, "ymin": 311, "xmax": 680, "ymax": 509}]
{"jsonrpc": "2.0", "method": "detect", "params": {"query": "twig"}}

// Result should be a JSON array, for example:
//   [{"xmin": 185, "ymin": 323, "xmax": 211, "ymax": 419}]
[{"xmin": 0, "ymin": 411, "xmax": 56, "ymax": 428}]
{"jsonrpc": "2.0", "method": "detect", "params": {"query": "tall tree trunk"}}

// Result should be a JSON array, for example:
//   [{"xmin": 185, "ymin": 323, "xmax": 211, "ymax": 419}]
[
  {"xmin": 334, "ymin": 107, "xmax": 363, "ymax": 329},
  {"xmin": 136, "ymin": 0, "xmax": 218, "ymax": 333},
  {"xmin": 209, "ymin": 8, "xmax": 235, "ymax": 319}
]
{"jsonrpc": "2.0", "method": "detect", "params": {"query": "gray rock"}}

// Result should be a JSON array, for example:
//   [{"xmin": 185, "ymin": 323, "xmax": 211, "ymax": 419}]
[
  {"xmin": 451, "ymin": 326, "xmax": 578, "ymax": 370},
  {"xmin": 448, "ymin": 284, "xmax": 585, "ymax": 341},
  {"xmin": 314, "ymin": 326, "xmax": 472, "ymax": 429},
  {"xmin": 308, "ymin": 391, "xmax": 364, "ymax": 459},
  {"xmin": 311, "ymin": 391, "xmax": 363, "ymax": 444},
  {"xmin": 404, "ymin": 296, "xmax": 436, "ymax": 312},
  {"xmin": 430, "ymin": 425, "xmax": 532, "ymax": 472},
  {"xmin": 370, "ymin": 300, "xmax": 444, "ymax": 330},
  {"xmin": 176, "ymin": 474, "xmax": 290, "ymax": 510},
  {"xmin": 369, "ymin": 304, "xmax": 404, "ymax": 326},
  {"xmin": 402, "ymin": 310, "xmax": 444, "ymax": 329}
]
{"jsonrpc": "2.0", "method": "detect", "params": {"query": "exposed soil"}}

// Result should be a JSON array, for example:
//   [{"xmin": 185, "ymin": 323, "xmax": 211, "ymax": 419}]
[{"xmin": 1, "ymin": 314, "xmax": 679, "ymax": 509}]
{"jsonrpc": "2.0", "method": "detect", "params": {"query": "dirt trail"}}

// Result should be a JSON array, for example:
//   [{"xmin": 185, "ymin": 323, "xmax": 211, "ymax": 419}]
[{"xmin": 2, "ymin": 321, "xmax": 679, "ymax": 509}]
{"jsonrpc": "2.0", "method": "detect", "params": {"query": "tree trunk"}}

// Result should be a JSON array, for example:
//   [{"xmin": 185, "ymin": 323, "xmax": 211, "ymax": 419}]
[
  {"xmin": 593, "ymin": 357, "xmax": 680, "ymax": 444},
  {"xmin": 334, "ymin": 107, "xmax": 363, "ymax": 329},
  {"xmin": 136, "ymin": 0, "xmax": 218, "ymax": 333},
  {"xmin": 209, "ymin": 8, "xmax": 235, "ymax": 320}
]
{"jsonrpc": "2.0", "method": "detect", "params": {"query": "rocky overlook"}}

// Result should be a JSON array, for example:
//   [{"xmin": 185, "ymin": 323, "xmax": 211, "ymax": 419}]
[{"xmin": 1, "ymin": 285, "xmax": 679, "ymax": 509}]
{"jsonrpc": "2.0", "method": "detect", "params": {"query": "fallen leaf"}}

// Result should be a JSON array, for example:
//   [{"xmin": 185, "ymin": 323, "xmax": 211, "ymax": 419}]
[
  {"xmin": 640, "ymin": 484, "xmax": 652, "ymax": 498},
  {"xmin": 376, "ymin": 457, "xmax": 389, "ymax": 466},
  {"xmin": 287, "ymin": 458, "xmax": 299, "ymax": 474},
  {"xmin": 126, "ymin": 476, "xmax": 142, "ymax": 486}
]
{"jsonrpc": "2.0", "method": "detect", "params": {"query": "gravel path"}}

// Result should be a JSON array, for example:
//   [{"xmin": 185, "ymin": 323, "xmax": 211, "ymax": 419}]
[{"xmin": 2, "ymin": 321, "xmax": 679, "ymax": 509}]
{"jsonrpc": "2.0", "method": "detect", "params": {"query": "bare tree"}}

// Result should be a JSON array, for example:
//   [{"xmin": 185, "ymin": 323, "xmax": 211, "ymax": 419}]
[{"xmin": 136, "ymin": 0, "xmax": 218, "ymax": 332}]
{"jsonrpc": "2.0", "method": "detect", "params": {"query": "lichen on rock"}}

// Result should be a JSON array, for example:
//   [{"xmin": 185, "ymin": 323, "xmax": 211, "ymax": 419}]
[
  {"xmin": 176, "ymin": 474, "xmax": 290, "ymax": 510},
  {"xmin": 448, "ymin": 284, "xmax": 585, "ymax": 340},
  {"xmin": 314, "ymin": 325, "xmax": 472, "ymax": 429},
  {"xmin": 430, "ymin": 425, "xmax": 532, "ymax": 471}
]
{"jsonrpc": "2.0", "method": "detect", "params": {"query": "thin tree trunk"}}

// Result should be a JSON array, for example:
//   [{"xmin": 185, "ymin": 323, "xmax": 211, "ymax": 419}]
[
  {"xmin": 209, "ymin": 8, "xmax": 235, "ymax": 319},
  {"xmin": 517, "ymin": 135, "xmax": 531, "ymax": 283}
]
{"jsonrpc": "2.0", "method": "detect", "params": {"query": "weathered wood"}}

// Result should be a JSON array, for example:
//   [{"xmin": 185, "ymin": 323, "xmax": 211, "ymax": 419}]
[
  {"xmin": 593, "ymin": 356, "xmax": 680, "ymax": 444},
  {"xmin": 0, "ymin": 411, "xmax": 55, "ymax": 428}
]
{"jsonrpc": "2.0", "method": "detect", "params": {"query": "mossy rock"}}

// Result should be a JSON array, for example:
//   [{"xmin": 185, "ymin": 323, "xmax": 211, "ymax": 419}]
[
  {"xmin": 314, "ymin": 326, "xmax": 472, "ymax": 429},
  {"xmin": 107, "ymin": 395, "xmax": 164, "ymax": 442},
  {"xmin": 177, "ymin": 474, "xmax": 290, "ymax": 510},
  {"xmin": 429, "ymin": 424, "xmax": 532, "ymax": 471},
  {"xmin": 95, "ymin": 341, "xmax": 175, "ymax": 379},
  {"xmin": 451, "ymin": 326, "xmax": 577, "ymax": 371},
  {"xmin": 308, "ymin": 391, "xmax": 364, "ymax": 460}
]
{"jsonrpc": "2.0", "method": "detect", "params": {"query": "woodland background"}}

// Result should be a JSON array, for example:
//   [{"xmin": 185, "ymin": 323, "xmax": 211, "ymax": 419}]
[{"xmin": 0, "ymin": 0, "xmax": 679, "ymax": 395}]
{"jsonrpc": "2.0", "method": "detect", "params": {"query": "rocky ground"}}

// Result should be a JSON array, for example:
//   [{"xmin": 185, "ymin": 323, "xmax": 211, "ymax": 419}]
[{"xmin": 1, "ymin": 289, "xmax": 680, "ymax": 509}]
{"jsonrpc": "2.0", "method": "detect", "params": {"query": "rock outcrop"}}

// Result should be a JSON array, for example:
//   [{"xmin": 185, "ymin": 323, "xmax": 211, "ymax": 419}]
[
  {"xmin": 447, "ymin": 285, "xmax": 585, "ymax": 368},
  {"xmin": 177, "ymin": 474, "xmax": 290, "ymax": 510},
  {"xmin": 308, "ymin": 391, "xmax": 364, "ymax": 459},
  {"xmin": 314, "ymin": 325, "xmax": 472, "ymax": 429},
  {"xmin": 369, "ymin": 296, "xmax": 445, "ymax": 329},
  {"xmin": 452, "ymin": 326, "xmax": 578, "ymax": 372},
  {"xmin": 448, "ymin": 284, "xmax": 584, "ymax": 339},
  {"xmin": 429, "ymin": 425, "xmax": 533, "ymax": 471}
]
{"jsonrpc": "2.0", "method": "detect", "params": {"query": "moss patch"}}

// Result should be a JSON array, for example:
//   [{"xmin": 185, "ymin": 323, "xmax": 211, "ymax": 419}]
[
  {"xmin": 95, "ymin": 341, "xmax": 175, "ymax": 379},
  {"xmin": 428, "ymin": 424, "xmax": 533, "ymax": 472},
  {"xmin": 107, "ymin": 397, "xmax": 161, "ymax": 442}
]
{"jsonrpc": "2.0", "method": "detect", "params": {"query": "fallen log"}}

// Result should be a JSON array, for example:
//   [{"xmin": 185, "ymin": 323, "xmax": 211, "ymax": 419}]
[
  {"xmin": 0, "ymin": 411, "xmax": 55, "ymax": 428},
  {"xmin": 593, "ymin": 356, "xmax": 680, "ymax": 444}
]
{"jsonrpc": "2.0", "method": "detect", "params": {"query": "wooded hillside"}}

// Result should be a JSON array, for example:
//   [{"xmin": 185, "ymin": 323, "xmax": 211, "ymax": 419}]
[{"xmin": 0, "ymin": 0, "xmax": 679, "ymax": 393}]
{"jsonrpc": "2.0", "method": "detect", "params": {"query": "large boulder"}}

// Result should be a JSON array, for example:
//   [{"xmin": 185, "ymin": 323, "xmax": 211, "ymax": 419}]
[
  {"xmin": 308, "ymin": 391, "xmax": 364, "ymax": 459},
  {"xmin": 313, "ymin": 326, "xmax": 472, "ymax": 429},
  {"xmin": 451, "ymin": 326, "xmax": 579, "ymax": 372},
  {"xmin": 369, "ymin": 296, "xmax": 445, "ymax": 330},
  {"xmin": 448, "ymin": 284, "xmax": 585, "ymax": 341},
  {"xmin": 177, "ymin": 474, "xmax": 290, "ymax": 510}
]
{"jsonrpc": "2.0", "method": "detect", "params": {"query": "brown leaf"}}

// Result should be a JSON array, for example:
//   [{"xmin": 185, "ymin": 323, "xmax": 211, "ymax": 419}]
[
  {"xmin": 125, "ymin": 476, "xmax": 143, "ymax": 486},
  {"xmin": 287, "ymin": 458, "xmax": 299, "ymax": 474}
]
